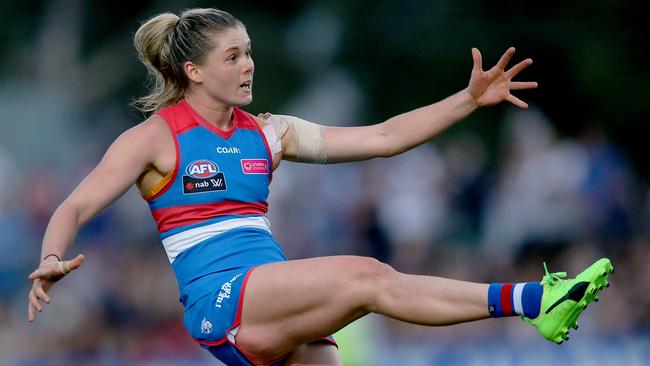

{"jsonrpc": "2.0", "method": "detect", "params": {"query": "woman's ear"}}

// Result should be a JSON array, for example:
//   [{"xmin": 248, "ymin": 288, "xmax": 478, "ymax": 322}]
[{"xmin": 184, "ymin": 61, "xmax": 202, "ymax": 83}]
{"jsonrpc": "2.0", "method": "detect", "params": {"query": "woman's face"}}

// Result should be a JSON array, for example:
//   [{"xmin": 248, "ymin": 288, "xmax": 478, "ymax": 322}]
[{"xmin": 193, "ymin": 26, "xmax": 254, "ymax": 107}]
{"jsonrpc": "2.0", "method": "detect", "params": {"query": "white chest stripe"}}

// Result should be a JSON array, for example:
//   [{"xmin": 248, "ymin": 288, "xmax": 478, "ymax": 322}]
[{"xmin": 162, "ymin": 216, "xmax": 272, "ymax": 263}]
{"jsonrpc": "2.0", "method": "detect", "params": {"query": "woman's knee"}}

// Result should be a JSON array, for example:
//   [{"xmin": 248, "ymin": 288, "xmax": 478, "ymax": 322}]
[
  {"xmin": 234, "ymin": 327, "xmax": 286, "ymax": 363},
  {"xmin": 344, "ymin": 256, "xmax": 397, "ymax": 309},
  {"xmin": 351, "ymin": 256, "xmax": 396, "ymax": 281}
]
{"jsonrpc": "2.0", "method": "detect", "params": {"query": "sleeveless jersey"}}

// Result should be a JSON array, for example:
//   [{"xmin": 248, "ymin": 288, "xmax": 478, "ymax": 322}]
[{"xmin": 143, "ymin": 99, "xmax": 287, "ymax": 307}]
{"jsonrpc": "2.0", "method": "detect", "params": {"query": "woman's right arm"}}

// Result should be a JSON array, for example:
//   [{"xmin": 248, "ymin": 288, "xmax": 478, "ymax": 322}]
[{"xmin": 27, "ymin": 116, "xmax": 169, "ymax": 322}]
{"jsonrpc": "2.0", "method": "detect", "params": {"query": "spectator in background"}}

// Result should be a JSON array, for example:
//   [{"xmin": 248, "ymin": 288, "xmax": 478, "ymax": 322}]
[
  {"xmin": 579, "ymin": 127, "xmax": 635, "ymax": 248},
  {"xmin": 481, "ymin": 108, "xmax": 588, "ymax": 258}
]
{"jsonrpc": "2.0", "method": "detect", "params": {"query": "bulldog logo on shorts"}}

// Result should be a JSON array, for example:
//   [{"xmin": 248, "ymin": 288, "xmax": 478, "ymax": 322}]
[
  {"xmin": 201, "ymin": 317, "xmax": 213, "ymax": 334},
  {"xmin": 183, "ymin": 160, "xmax": 227, "ymax": 194}
]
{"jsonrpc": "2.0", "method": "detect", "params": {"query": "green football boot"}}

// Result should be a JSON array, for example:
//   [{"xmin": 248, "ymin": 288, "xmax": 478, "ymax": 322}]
[{"xmin": 524, "ymin": 258, "xmax": 613, "ymax": 344}]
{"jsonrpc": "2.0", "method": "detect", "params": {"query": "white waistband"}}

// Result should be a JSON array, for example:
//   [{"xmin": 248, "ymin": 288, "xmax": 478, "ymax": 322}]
[{"xmin": 162, "ymin": 216, "xmax": 271, "ymax": 263}]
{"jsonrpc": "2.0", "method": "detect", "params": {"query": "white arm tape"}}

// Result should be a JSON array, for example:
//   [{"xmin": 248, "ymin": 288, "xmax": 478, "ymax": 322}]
[
  {"xmin": 266, "ymin": 115, "xmax": 327, "ymax": 164},
  {"xmin": 262, "ymin": 124, "xmax": 282, "ymax": 155}
]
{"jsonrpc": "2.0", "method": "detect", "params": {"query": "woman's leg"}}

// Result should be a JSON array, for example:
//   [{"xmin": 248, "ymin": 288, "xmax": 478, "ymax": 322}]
[{"xmin": 234, "ymin": 255, "xmax": 489, "ymax": 362}]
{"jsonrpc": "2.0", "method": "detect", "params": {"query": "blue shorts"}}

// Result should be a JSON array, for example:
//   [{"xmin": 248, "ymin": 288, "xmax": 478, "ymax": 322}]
[{"xmin": 182, "ymin": 266, "xmax": 336, "ymax": 365}]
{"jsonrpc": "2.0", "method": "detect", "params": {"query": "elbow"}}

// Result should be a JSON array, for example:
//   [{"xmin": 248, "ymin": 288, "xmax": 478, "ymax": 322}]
[
  {"xmin": 378, "ymin": 135, "xmax": 406, "ymax": 158},
  {"xmin": 379, "ymin": 145, "xmax": 398, "ymax": 158},
  {"xmin": 377, "ymin": 123, "xmax": 419, "ymax": 158},
  {"xmin": 381, "ymin": 144, "xmax": 409, "ymax": 158},
  {"xmin": 57, "ymin": 199, "xmax": 86, "ymax": 227},
  {"xmin": 376, "ymin": 124, "xmax": 398, "ymax": 158}
]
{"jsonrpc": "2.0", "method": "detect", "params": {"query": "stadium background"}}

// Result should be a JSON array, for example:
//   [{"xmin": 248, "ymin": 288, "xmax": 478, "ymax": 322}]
[{"xmin": 0, "ymin": 0, "xmax": 648, "ymax": 365}]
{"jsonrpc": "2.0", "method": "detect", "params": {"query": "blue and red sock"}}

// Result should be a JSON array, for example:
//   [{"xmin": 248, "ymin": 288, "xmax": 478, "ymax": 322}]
[{"xmin": 488, "ymin": 282, "xmax": 543, "ymax": 318}]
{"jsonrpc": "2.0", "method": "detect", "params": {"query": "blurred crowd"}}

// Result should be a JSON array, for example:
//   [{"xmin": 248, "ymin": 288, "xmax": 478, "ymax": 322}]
[{"xmin": 0, "ymin": 106, "xmax": 648, "ymax": 365}]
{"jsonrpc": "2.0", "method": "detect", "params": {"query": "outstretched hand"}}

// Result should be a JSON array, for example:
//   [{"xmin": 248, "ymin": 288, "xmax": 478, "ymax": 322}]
[
  {"xmin": 27, "ymin": 254, "xmax": 85, "ymax": 322},
  {"xmin": 467, "ymin": 47, "xmax": 538, "ymax": 108}
]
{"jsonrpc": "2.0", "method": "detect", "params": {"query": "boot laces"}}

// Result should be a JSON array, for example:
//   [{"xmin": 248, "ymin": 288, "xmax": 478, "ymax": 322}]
[{"xmin": 542, "ymin": 262, "xmax": 567, "ymax": 286}]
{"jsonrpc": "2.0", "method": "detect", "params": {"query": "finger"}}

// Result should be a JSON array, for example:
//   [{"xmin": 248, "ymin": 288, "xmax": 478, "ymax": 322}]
[
  {"xmin": 471, "ymin": 48, "xmax": 483, "ymax": 72},
  {"xmin": 29, "ymin": 289, "xmax": 42, "ymax": 312},
  {"xmin": 496, "ymin": 47, "xmax": 516, "ymax": 70},
  {"xmin": 56, "ymin": 256, "xmax": 82, "ymax": 276},
  {"xmin": 507, "ymin": 94, "xmax": 529, "ymax": 109},
  {"xmin": 67, "ymin": 254, "xmax": 85, "ymax": 272},
  {"xmin": 506, "ymin": 58, "xmax": 533, "ymax": 78},
  {"xmin": 57, "ymin": 261, "xmax": 68, "ymax": 275},
  {"xmin": 28, "ymin": 268, "xmax": 45, "ymax": 280},
  {"xmin": 34, "ymin": 285, "xmax": 51, "ymax": 304},
  {"xmin": 510, "ymin": 81, "xmax": 538, "ymax": 90},
  {"xmin": 28, "ymin": 301, "xmax": 35, "ymax": 322}
]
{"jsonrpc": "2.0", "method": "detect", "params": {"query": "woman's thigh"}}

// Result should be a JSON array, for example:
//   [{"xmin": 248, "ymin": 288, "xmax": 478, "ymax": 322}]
[
  {"xmin": 234, "ymin": 255, "xmax": 391, "ymax": 361},
  {"xmin": 284, "ymin": 342, "xmax": 342, "ymax": 366}
]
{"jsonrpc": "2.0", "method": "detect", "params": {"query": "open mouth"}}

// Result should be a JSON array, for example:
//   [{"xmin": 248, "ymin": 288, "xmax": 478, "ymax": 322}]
[{"xmin": 240, "ymin": 81, "xmax": 252, "ymax": 92}]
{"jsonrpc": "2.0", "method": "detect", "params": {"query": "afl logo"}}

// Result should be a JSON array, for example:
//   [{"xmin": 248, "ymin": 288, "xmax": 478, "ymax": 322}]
[{"xmin": 186, "ymin": 160, "xmax": 218, "ymax": 179}]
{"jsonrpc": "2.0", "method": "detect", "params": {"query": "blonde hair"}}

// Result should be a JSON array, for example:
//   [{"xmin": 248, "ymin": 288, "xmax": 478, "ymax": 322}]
[{"xmin": 132, "ymin": 8, "xmax": 243, "ymax": 112}]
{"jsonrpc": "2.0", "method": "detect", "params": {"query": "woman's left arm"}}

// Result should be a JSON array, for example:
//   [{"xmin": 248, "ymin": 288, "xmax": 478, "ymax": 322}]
[{"xmin": 276, "ymin": 47, "xmax": 536, "ymax": 164}]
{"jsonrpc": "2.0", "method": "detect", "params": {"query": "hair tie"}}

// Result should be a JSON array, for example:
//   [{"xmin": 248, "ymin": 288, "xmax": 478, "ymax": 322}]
[{"xmin": 42, "ymin": 253, "xmax": 61, "ymax": 262}]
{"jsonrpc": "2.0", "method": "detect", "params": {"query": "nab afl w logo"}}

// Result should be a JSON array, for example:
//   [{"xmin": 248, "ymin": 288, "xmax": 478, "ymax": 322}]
[{"xmin": 182, "ymin": 159, "xmax": 227, "ymax": 194}]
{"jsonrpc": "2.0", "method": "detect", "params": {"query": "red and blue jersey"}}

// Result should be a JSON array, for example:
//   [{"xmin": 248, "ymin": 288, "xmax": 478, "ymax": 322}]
[{"xmin": 143, "ymin": 99, "xmax": 287, "ymax": 307}]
